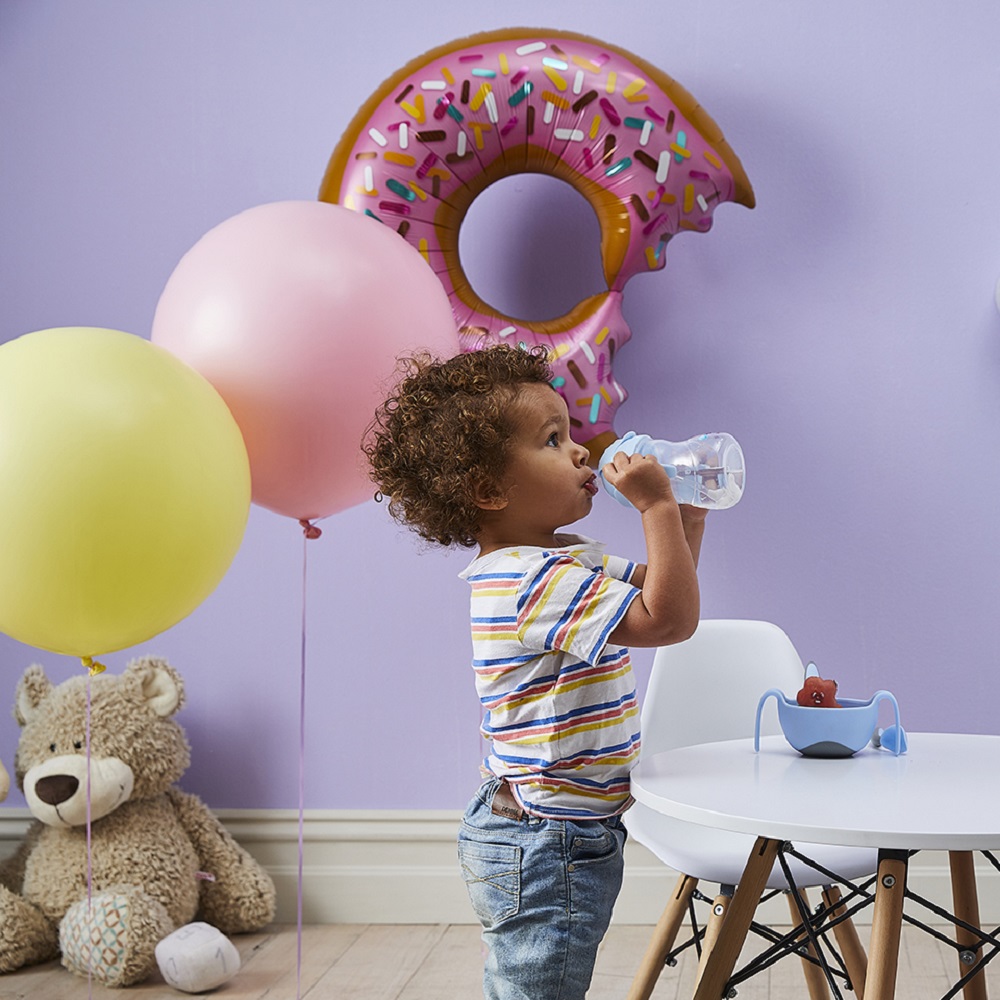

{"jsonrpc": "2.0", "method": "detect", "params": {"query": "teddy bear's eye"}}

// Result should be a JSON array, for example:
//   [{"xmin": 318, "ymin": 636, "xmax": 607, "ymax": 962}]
[
  {"xmin": 73, "ymin": 741, "xmax": 83, "ymax": 750},
  {"xmin": 49, "ymin": 743, "xmax": 57, "ymax": 753}
]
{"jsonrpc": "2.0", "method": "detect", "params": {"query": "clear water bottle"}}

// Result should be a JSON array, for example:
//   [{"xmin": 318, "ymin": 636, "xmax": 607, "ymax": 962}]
[{"xmin": 599, "ymin": 431, "xmax": 746, "ymax": 510}]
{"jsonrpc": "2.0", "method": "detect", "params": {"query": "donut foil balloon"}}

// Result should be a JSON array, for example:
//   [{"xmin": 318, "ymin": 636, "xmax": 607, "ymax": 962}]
[{"xmin": 321, "ymin": 28, "xmax": 754, "ymax": 462}]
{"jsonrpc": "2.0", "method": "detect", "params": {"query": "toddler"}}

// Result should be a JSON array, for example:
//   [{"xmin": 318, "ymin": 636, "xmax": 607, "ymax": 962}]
[{"xmin": 365, "ymin": 344, "xmax": 705, "ymax": 1000}]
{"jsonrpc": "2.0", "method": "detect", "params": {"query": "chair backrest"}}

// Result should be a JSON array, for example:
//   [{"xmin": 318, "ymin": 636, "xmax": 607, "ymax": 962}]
[{"xmin": 640, "ymin": 619, "xmax": 805, "ymax": 758}]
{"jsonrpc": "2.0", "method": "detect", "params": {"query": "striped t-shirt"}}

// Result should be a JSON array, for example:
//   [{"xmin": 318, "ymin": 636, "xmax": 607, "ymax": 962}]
[{"xmin": 458, "ymin": 534, "xmax": 642, "ymax": 820}]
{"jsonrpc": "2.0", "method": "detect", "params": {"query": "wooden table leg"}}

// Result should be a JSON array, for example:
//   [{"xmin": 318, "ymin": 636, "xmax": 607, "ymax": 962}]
[
  {"xmin": 949, "ymin": 851, "xmax": 989, "ymax": 1000},
  {"xmin": 866, "ymin": 849, "xmax": 909, "ymax": 1000},
  {"xmin": 692, "ymin": 837, "xmax": 779, "ymax": 1000},
  {"xmin": 627, "ymin": 874, "xmax": 698, "ymax": 1000},
  {"xmin": 821, "ymin": 884, "xmax": 868, "ymax": 998}
]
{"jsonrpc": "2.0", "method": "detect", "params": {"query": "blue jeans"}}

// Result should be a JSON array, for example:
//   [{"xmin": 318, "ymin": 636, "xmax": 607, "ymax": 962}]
[{"xmin": 457, "ymin": 778, "xmax": 627, "ymax": 1000}]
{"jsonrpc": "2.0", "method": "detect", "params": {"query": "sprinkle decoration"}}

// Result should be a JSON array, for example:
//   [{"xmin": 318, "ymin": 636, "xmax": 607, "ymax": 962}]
[{"xmin": 321, "ymin": 29, "xmax": 753, "ymax": 456}]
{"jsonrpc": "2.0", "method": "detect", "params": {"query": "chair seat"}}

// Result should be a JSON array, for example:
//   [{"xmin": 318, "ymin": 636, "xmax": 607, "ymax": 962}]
[{"xmin": 625, "ymin": 801, "xmax": 877, "ymax": 891}]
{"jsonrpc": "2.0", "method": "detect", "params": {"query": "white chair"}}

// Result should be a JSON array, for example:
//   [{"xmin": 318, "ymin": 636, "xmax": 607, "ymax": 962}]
[{"xmin": 625, "ymin": 620, "xmax": 874, "ymax": 1000}]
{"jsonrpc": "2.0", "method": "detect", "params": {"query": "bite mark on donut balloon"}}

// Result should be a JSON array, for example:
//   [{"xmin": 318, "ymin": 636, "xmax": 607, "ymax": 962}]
[{"xmin": 321, "ymin": 28, "xmax": 754, "ymax": 463}]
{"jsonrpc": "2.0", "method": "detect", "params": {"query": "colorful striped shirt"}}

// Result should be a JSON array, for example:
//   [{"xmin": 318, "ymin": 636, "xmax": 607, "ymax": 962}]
[{"xmin": 458, "ymin": 534, "xmax": 641, "ymax": 820}]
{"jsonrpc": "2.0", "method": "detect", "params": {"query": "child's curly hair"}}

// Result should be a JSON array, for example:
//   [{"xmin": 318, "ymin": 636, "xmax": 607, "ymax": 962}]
[{"xmin": 364, "ymin": 344, "xmax": 552, "ymax": 547}]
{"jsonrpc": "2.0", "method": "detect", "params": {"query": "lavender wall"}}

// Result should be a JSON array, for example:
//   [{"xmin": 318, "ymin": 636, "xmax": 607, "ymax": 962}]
[{"xmin": 2, "ymin": 1, "xmax": 999, "ymax": 811}]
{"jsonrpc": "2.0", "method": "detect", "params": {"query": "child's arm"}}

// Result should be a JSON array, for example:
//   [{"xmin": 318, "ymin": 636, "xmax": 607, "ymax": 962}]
[
  {"xmin": 629, "ymin": 505, "xmax": 706, "ymax": 586},
  {"xmin": 605, "ymin": 453, "xmax": 704, "ymax": 648}
]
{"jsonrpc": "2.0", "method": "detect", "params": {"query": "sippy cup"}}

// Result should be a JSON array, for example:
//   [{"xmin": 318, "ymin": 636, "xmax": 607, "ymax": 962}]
[{"xmin": 598, "ymin": 431, "xmax": 746, "ymax": 510}]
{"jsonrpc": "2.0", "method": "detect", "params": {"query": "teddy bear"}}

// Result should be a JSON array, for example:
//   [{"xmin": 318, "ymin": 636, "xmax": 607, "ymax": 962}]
[{"xmin": 0, "ymin": 656, "xmax": 276, "ymax": 988}]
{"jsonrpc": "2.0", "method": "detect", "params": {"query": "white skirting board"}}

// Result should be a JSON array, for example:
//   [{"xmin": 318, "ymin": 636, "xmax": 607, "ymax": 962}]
[{"xmin": 0, "ymin": 808, "xmax": 996, "ymax": 926}]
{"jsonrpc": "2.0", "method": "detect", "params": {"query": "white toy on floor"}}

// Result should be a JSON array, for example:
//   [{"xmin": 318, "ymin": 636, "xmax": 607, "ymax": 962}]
[{"xmin": 155, "ymin": 922, "xmax": 240, "ymax": 993}]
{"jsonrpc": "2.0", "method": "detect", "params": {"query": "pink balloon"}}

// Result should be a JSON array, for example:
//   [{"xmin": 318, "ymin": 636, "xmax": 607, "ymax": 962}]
[{"xmin": 151, "ymin": 201, "xmax": 459, "ymax": 521}]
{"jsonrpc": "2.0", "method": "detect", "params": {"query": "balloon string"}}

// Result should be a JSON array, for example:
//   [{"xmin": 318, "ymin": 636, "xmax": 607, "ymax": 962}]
[
  {"xmin": 86, "ymin": 667, "xmax": 94, "ymax": 1000},
  {"xmin": 296, "ymin": 528, "xmax": 309, "ymax": 999}
]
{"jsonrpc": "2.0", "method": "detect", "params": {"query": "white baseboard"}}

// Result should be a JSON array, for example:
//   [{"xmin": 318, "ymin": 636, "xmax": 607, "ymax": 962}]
[{"xmin": 1, "ymin": 808, "xmax": 996, "ymax": 926}]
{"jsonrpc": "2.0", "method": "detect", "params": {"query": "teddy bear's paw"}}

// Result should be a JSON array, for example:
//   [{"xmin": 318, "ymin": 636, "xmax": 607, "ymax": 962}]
[
  {"xmin": 199, "ymin": 874, "xmax": 277, "ymax": 935},
  {"xmin": 59, "ymin": 886, "xmax": 174, "ymax": 987},
  {"xmin": 155, "ymin": 922, "xmax": 240, "ymax": 993},
  {"xmin": 0, "ymin": 885, "xmax": 59, "ymax": 971}
]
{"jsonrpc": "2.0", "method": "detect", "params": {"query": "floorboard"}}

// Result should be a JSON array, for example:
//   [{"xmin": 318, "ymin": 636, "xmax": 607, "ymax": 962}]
[{"xmin": 2, "ymin": 921, "xmax": 1000, "ymax": 998}]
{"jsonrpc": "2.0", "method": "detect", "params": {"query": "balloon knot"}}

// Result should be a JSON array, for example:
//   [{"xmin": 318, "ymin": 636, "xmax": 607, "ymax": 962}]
[
  {"xmin": 82, "ymin": 656, "xmax": 106, "ymax": 676},
  {"xmin": 299, "ymin": 519, "xmax": 322, "ymax": 540}
]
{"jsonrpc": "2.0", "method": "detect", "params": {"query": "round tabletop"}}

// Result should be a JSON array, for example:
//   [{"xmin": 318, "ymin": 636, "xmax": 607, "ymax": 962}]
[{"xmin": 630, "ymin": 733, "xmax": 1000, "ymax": 850}]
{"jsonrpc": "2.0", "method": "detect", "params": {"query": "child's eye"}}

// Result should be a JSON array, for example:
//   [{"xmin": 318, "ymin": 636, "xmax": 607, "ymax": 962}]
[{"xmin": 546, "ymin": 432, "xmax": 560, "ymax": 447}]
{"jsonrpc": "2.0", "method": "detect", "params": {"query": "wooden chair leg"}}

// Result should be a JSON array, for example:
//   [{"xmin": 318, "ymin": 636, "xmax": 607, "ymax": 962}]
[
  {"xmin": 866, "ymin": 849, "xmax": 908, "ymax": 1000},
  {"xmin": 626, "ymin": 873, "xmax": 698, "ymax": 1000},
  {"xmin": 693, "ymin": 837, "xmax": 780, "ymax": 1000},
  {"xmin": 786, "ymin": 888, "xmax": 831, "ymax": 1000},
  {"xmin": 950, "ymin": 851, "xmax": 989, "ymax": 1000},
  {"xmin": 822, "ymin": 884, "xmax": 868, "ymax": 998},
  {"xmin": 693, "ymin": 890, "xmax": 733, "ymax": 993}
]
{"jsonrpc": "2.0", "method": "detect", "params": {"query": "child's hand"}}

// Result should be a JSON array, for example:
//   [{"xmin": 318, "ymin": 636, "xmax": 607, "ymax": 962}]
[{"xmin": 601, "ymin": 452, "xmax": 675, "ymax": 513}]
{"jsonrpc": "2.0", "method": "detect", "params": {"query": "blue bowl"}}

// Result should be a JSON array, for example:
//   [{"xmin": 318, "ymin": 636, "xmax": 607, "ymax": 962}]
[{"xmin": 755, "ymin": 689, "xmax": 902, "ymax": 758}]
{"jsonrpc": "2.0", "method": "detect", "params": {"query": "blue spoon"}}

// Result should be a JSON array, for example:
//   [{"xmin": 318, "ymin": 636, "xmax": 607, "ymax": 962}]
[{"xmin": 872, "ymin": 725, "xmax": 908, "ymax": 754}]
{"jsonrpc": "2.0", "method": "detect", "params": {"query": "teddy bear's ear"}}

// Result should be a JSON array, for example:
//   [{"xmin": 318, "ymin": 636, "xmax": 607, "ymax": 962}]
[
  {"xmin": 14, "ymin": 664, "xmax": 53, "ymax": 727},
  {"xmin": 122, "ymin": 657, "xmax": 185, "ymax": 718}
]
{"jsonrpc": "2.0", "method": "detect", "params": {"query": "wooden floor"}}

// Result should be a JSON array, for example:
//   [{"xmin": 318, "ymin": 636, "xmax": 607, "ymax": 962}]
[{"xmin": 1, "ymin": 921, "xmax": 997, "ymax": 999}]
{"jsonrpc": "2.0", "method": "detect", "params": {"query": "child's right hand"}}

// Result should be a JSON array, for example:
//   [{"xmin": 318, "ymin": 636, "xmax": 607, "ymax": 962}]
[{"xmin": 601, "ymin": 451, "xmax": 676, "ymax": 513}]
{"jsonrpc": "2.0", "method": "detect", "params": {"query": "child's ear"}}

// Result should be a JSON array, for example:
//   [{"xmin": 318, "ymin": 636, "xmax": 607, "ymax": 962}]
[
  {"xmin": 475, "ymin": 492, "xmax": 508, "ymax": 511},
  {"xmin": 473, "ymin": 480, "xmax": 509, "ymax": 511}
]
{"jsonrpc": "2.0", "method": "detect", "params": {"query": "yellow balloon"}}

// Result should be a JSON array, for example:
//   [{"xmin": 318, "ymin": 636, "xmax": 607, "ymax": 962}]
[{"xmin": 0, "ymin": 327, "xmax": 251, "ymax": 657}]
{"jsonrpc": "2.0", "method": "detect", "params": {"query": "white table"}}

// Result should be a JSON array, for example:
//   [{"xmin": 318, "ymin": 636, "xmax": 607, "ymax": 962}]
[{"xmin": 631, "ymin": 733, "xmax": 1000, "ymax": 999}]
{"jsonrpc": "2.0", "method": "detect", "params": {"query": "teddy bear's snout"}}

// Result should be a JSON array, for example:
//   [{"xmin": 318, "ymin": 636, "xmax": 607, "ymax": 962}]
[
  {"xmin": 34, "ymin": 773, "xmax": 79, "ymax": 806},
  {"xmin": 25, "ymin": 754, "xmax": 136, "ymax": 827}
]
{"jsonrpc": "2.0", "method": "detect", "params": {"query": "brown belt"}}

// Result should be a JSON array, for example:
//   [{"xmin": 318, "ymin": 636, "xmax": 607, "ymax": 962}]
[{"xmin": 491, "ymin": 781, "xmax": 525, "ymax": 820}]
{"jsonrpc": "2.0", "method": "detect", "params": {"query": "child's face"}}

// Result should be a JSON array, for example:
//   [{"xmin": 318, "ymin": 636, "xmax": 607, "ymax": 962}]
[{"xmin": 485, "ymin": 382, "xmax": 598, "ymax": 546}]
